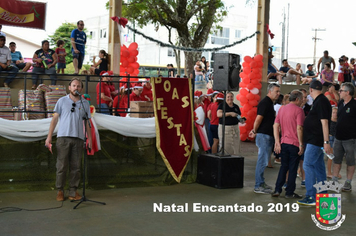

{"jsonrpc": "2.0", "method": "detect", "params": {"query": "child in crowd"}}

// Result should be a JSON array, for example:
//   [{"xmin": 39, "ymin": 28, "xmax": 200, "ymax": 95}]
[
  {"xmin": 55, "ymin": 40, "xmax": 66, "ymax": 74},
  {"xmin": 338, "ymin": 58, "xmax": 345, "ymax": 84},
  {"xmin": 327, "ymin": 107, "xmax": 341, "ymax": 179},
  {"xmin": 90, "ymin": 50, "xmax": 108, "ymax": 75},
  {"xmin": 167, "ymin": 64, "xmax": 174, "ymax": 77},
  {"xmin": 194, "ymin": 61, "xmax": 204, "ymax": 81}
]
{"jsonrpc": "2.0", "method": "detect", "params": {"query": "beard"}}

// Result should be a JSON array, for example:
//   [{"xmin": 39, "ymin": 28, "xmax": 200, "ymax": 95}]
[{"xmin": 71, "ymin": 90, "xmax": 79, "ymax": 97}]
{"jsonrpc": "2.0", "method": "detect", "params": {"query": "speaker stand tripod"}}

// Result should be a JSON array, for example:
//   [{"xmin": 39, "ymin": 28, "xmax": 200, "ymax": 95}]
[{"xmin": 72, "ymin": 98, "xmax": 106, "ymax": 209}]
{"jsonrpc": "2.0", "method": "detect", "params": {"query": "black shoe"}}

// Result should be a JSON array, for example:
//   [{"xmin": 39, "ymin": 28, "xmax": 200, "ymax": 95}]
[
  {"xmin": 285, "ymin": 193, "xmax": 303, "ymax": 199},
  {"xmin": 271, "ymin": 191, "xmax": 280, "ymax": 197}
]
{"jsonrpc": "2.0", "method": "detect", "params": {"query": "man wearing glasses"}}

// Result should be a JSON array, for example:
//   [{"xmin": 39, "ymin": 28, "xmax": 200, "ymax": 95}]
[
  {"xmin": 332, "ymin": 82, "xmax": 356, "ymax": 191},
  {"xmin": 71, "ymin": 20, "xmax": 87, "ymax": 74},
  {"xmin": 45, "ymin": 78, "xmax": 92, "ymax": 201}
]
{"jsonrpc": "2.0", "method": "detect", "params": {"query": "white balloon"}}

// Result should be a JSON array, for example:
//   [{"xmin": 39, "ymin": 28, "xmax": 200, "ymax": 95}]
[{"xmin": 251, "ymin": 88, "xmax": 259, "ymax": 94}]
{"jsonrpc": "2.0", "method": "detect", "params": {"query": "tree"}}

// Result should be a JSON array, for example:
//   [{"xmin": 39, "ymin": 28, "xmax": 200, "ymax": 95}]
[
  {"xmin": 47, "ymin": 22, "xmax": 77, "ymax": 64},
  {"xmin": 121, "ymin": 0, "xmax": 227, "ymax": 75}
]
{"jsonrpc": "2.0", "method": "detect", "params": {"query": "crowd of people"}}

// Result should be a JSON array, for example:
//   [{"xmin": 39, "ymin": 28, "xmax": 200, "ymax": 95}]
[
  {"xmin": 0, "ymin": 21, "xmax": 109, "ymax": 89},
  {"xmin": 251, "ymin": 80, "xmax": 355, "ymax": 206},
  {"xmin": 268, "ymin": 50, "xmax": 356, "ymax": 87},
  {"xmin": 194, "ymin": 76, "xmax": 355, "ymax": 207}
]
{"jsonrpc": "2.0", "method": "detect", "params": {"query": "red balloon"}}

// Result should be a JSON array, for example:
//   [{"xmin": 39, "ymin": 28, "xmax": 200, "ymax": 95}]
[
  {"xmin": 239, "ymin": 125, "xmax": 247, "ymax": 134},
  {"xmin": 242, "ymin": 62, "xmax": 250, "ymax": 68},
  {"xmin": 247, "ymin": 109, "xmax": 256, "ymax": 117},
  {"xmin": 244, "ymin": 56, "xmax": 253, "ymax": 63},
  {"xmin": 242, "ymin": 77, "xmax": 250, "ymax": 84},
  {"xmin": 128, "ymin": 42, "xmax": 138, "ymax": 50},
  {"xmin": 254, "ymin": 54, "xmax": 263, "ymax": 62},
  {"xmin": 247, "ymin": 83, "xmax": 254, "ymax": 90},
  {"xmin": 128, "ymin": 56, "xmax": 135, "ymax": 63},
  {"xmin": 257, "ymin": 61, "xmax": 264, "ymax": 68},
  {"xmin": 129, "ymin": 50, "xmax": 139, "ymax": 57},
  {"xmin": 254, "ymin": 94, "xmax": 261, "ymax": 101},
  {"xmin": 250, "ymin": 61, "xmax": 257, "ymax": 68},
  {"xmin": 239, "ymin": 82, "xmax": 247, "ymax": 88},
  {"xmin": 243, "ymin": 67, "xmax": 251, "ymax": 73},
  {"xmin": 122, "ymin": 50, "xmax": 130, "ymax": 58},
  {"xmin": 130, "ymin": 62, "xmax": 140, "ymax": 69},
  {"xmin": 134, "ymin": 69, "xmax": 140, "ymax": 75},
  {"xmin": 240, "ymin": 133, "xmax": 248, "ymax": 141},
  {"xmin": 122, "ymin": 45, "xmax": 128, "ymax": 50},
  {"xmin": 248, "ymin": 73, "xmax": 256, "ymax": 80},
  {"xmin": 246, "ymin": 93, "xmax": 255, "ymax": 100},
  {"xmin": 251, "ymin": 79, "xmax": 260, "ymax": 85},
  {"xmin": 121, "ymin": 60, "xmax": 129, "ymax": 68},
  {"xmin": 252, "ymin": 68, "xmax": 261, "ymax": 74},
  {"xmin": 239, "ymin": 72, "xmax": 247, "ymax": 79},
  {"xmin": 240, "ymin": 96, "xmax": 248, "ymax": 104},
  {"xmin": 243, "ymin": 104, "xmax": 252, "ymax": 112},
  {"xmin": 255, "ymin": 83, "xmax": 262, "ymax": 89},
  {"xmin": 249, "ymin": 99, "xmax": 258, "ymax": 107},
  {"xmin": 127, "ymin": 67, "xmax": 134, "ymax": 74},
  {"xmin": 240, "ymin": 88, "xmax": 248, "ymax": 96}
]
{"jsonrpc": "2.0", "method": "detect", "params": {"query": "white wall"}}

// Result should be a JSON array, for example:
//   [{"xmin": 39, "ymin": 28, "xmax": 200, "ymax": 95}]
[{"xmin": 3, "ymin": 32, "xmax": 41, "ymax": 59}]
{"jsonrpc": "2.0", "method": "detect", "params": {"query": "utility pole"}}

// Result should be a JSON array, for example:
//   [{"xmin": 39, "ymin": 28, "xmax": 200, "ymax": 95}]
[
  {"xmin": 286, "ymin": 3, "xmax": 289, "ymax": 60},
  {"xmin": 312, "ymin": 28, "xmax": 326, "ymax": 66},
  {"xmin": 280, "ymin": 7, "xmax": 286, "ymax": 59}
]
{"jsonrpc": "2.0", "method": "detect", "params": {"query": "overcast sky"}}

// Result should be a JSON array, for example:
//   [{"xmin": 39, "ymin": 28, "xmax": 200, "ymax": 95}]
[{"xmin": 3, "ymin": 0, "xmax": 355, "ymax": 65}]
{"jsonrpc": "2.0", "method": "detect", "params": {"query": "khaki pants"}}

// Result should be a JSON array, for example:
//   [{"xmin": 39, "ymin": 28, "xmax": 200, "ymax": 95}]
[
  {"xmin": 56, "ymin": 137, "xmax": 84, "ymax": 196},
  {"xmin": 218, "ymin": 124, "xmax": 240, "ymax": 155}
]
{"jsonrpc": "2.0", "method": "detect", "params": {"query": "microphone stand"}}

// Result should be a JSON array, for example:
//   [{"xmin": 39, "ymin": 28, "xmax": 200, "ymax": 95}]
[{"xmin": 72, "ymin": 92, "xmax": 106, "ymax": 209}]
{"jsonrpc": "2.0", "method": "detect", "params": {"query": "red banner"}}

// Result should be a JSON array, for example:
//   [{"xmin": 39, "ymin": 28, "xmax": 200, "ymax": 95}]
[
  {"xmin": 152, "ymin": 77, "xmax": 194, "ymax": 182},
  {"xmin": 0, "ymin": 0, "xmax": 46, "ymax": 30}
]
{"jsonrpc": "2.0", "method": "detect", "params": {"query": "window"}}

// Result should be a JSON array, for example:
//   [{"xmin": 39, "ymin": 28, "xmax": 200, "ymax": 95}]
[
  {"xmin": 100, "ymin": 28, "xmax": 107, "ymax": 38},
  {"xmin": 235, "ymin": 30, "xmax": 242, "ymax": 38},
  {"xmin": 210, "ymin": 27, "xmax": 230, "ymax": 45},
  {"xmin": 167, "ymin": 48, "xmax": 175, "ymax": 57}
]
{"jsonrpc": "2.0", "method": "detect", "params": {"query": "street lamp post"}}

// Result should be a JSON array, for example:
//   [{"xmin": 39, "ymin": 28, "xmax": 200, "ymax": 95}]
[{"xmin": 312, "ymin": 28, "xmax": 326, "ymax": 67}]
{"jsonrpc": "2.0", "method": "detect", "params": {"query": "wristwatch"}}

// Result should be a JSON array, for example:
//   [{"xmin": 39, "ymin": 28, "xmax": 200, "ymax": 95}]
[{"xmin": 324, "ymin": 141, "xmax": 330, "ymax": 144}]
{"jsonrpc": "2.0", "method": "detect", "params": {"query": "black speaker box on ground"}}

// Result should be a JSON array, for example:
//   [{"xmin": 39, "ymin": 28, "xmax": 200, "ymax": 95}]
[
  {"xmin": 197, "ymin": 154, "xmax": 244, "ymax": 189},
  {"xmin": 213, "ymin": 53, "xmax": 241, "ymax": 91}
]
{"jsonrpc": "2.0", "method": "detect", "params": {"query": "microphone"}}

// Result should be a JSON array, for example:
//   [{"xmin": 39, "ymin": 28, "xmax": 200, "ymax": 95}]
[{"xmin": 75, "ymin": 90, "xmax": 81, "ymax": 96}]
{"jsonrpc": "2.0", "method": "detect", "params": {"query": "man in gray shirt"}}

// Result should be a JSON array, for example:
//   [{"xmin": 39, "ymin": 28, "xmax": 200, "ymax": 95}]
[
  {"xmin": 0, "ymin": 33, "xmax": 19, "ymax": 87},
  {"xmin": 45, "ymin": 78, "xmax": 92, "ymax": 201},
  {"xmin": 317, "ymin": 50, "xmax": 336, "ymax": 76}
]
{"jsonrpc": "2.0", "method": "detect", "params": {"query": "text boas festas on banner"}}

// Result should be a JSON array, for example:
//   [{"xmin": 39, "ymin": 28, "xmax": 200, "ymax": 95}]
[
  {"xmin": 236, "ymin": 55, "xmax": 263, "ymax": 141},
  {"xmin": 152, "ymin": 77, "xmax": 194, "ymax": 183},
  {"xmin": 0, "ymin": 0, "xmax": 46, "ymax": 30}
]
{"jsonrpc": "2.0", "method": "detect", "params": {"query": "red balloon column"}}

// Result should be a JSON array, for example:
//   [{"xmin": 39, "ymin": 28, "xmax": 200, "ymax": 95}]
[
  {"xmin": 120, "ymin": 42, "xmax": 140, "ymax": 78},
  {"xmin": 236, "ymin": 54, "xmax": 263, "ymax": 141}
]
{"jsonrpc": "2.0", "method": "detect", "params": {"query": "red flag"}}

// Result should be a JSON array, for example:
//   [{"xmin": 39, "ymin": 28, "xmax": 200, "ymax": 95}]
[
  {"xmin": 152, "ymin": 77, "xmax": 194, "ymax": 182},
  {"xmin": 0, "ymin": 0, "xmax": 46, "ymax": 30}
]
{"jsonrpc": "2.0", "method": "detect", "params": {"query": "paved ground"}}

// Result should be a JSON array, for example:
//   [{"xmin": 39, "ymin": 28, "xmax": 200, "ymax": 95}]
[{"xmin": 1, "ymin": 141, "xmax": 355, "ymax": 236}]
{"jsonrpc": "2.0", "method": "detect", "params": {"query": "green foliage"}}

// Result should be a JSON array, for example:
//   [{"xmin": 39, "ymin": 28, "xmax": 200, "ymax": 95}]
[
  {"xmin": 64, "ymin": 62, "xmax": 91, "ymax": 74},
  {"xmin": 120, "ymin": 0, "xmax": 227, "ymax": 74},
  {"xmin": 121, "ymin": 0, "xmax": 227, "ymax": 47},
  {"xmin": 47, "ymin": 22, "xmax": 77, "ymax": 64}
]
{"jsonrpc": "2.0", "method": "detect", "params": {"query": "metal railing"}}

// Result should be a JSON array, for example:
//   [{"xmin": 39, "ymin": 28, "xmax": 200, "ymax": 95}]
[{"xmin": 0, "ymin": 71, "xmax": 155, "ymax": 119}]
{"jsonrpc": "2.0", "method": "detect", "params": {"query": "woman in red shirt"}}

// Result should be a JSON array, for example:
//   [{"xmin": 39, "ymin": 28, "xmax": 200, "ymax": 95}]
[
  {"xmin": 324, "ymin": 84, "xmax": 339, "ymax": 106},
  {"xmin": 207, "ymin": 93, "xmax": 224, "ymax": 153}
]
